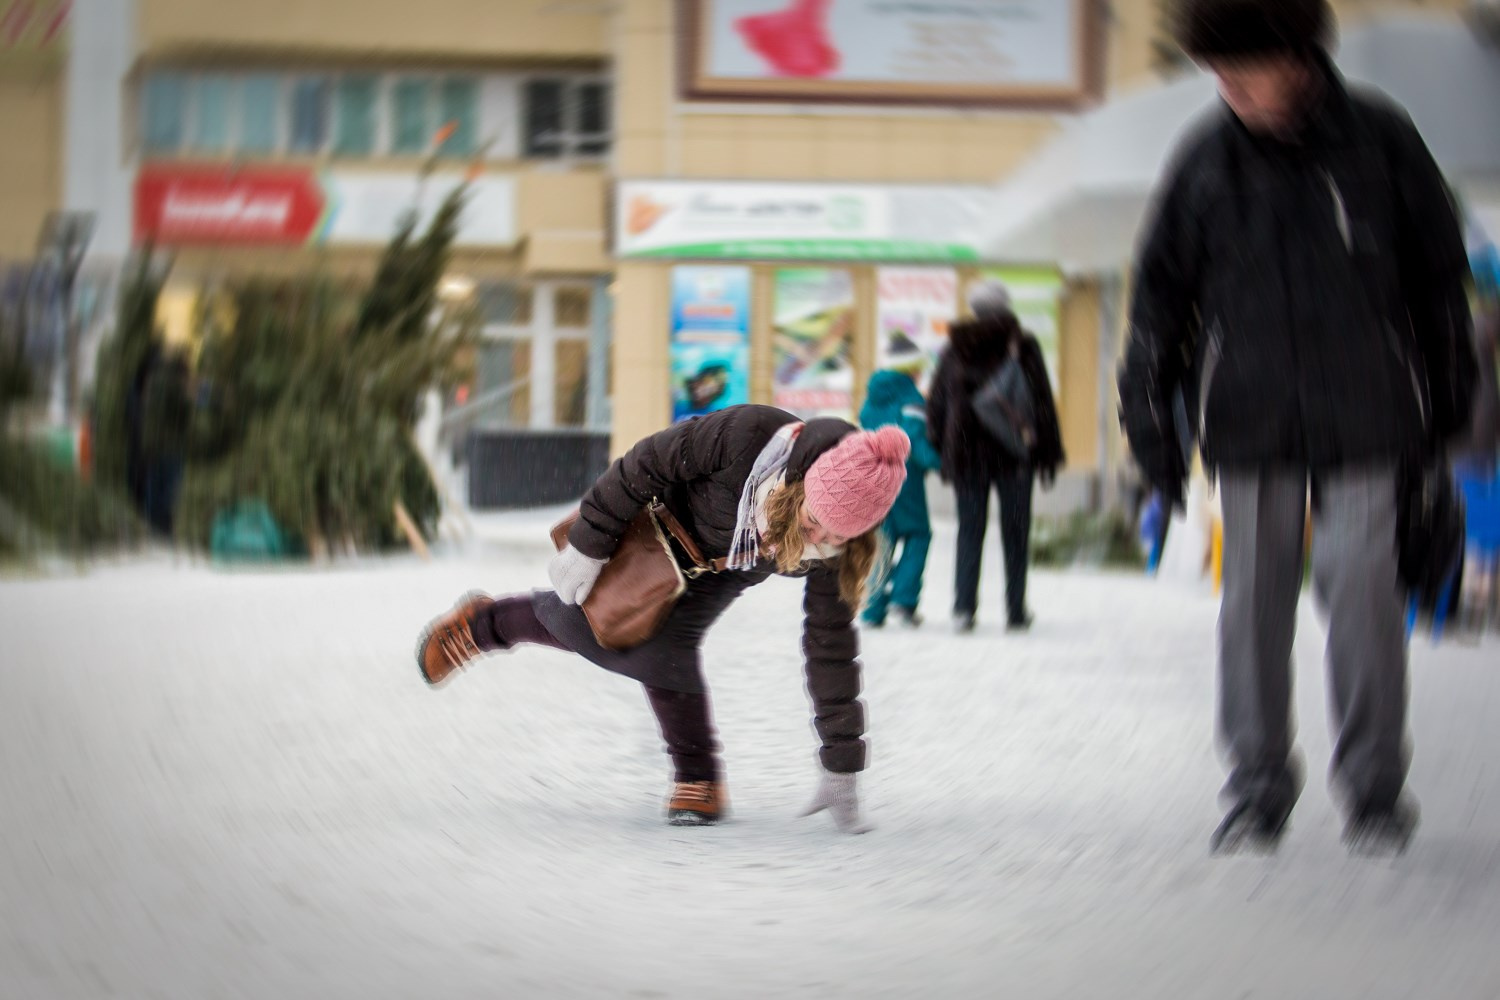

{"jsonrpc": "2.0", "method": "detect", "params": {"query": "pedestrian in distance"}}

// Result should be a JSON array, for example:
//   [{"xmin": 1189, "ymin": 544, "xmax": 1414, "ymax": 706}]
[
  {"xmin": 927, "ymin": 279, "xmax": 1065, "ymax": 634},
  {"xmin": 858, "ymin": 342, "xmax": 944, "ymax": 629},
  {"xmin": 1118, "ymin": 0, "xmax": 1477, "ymax": 856},
  {"xmin": 416, "ymin": 404, "xmax": 910, "ymax": 832}
]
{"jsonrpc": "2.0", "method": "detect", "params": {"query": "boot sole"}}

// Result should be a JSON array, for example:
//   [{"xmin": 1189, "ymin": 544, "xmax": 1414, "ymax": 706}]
[{"xmin": 667, "ymin": 809, "xmax": 720, "ymax": 827}]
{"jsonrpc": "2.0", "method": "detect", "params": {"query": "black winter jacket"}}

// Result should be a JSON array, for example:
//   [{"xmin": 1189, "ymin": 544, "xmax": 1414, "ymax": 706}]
[
  {"xmin": 566, "ymin": 404, "xmax": 868, "ymax": 772},
  {"xmin": 926, "ymin": 315, "xmax": 1065, "ymax": 483},
  {"xmin": 1119, "ymin": 58, "xmax": 1476, "ymax": 478}
]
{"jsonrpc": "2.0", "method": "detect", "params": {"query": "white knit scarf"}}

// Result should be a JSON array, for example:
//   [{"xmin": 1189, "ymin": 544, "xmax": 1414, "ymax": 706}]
[{"xmin": 726, "ymin": 422, "xmax": 801, "ymax": 570}]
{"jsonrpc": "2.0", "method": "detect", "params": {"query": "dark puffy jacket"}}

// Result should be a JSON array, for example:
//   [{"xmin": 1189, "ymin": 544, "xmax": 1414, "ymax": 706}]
[
  {"xmin": 1119, "ymin": 57, "xmax": 1476, "ymax": 478},
  {"xmin": 566, "ymin": 404, "xmax": 868, "ymax": 772},
  {"xmin": 859, "ymin": 369, "xmax": 942, "ymax": 535},
  {"xmin": 926, "ymin": 315, "xmax": 1065, "ymax": 483}
]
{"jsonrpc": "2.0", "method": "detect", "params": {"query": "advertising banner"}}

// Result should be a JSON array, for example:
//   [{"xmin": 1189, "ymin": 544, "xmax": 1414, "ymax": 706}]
[
  {"xmin": 772, "ymin": 267, "xmax": 855, "ymax": 420},
  {"xmin": 681, "ymin": 0, "xmax": 1097, "ymax": 106},
  {"xmin": 875, "ymin": 266, "xmax": 956, "ymax": 384},
  {"xmin": 670, "ymin": 266, "xmax": 752, "ymax": 422},
  {"xmin": 618, "ymin": 180, "xmax": 994, "ymax": 263}
]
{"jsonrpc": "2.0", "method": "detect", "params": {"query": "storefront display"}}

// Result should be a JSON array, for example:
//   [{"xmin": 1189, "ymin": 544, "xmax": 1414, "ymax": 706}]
[
  {"xmin": 772, "ymin": 267, "xmax": 855, "ymax": 420},
  {"xmin": 875, "ymin": 266, "xmax": 957, "ymax": 383},
  {"xmin": 670, "ymin": 265, "xmax": 752, "ymax": 421}
]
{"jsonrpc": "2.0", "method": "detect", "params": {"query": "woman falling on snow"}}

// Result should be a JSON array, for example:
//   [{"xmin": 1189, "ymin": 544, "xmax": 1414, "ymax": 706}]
[{"xmin": 415, "ymin": 404, "xmax": 910, "ymax": 832}]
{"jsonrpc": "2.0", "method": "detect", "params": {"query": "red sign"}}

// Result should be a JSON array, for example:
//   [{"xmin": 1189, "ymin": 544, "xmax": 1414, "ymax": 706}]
[{"xmin": 134, "ymin": 166, "xmax": 325, "ymax": 245}]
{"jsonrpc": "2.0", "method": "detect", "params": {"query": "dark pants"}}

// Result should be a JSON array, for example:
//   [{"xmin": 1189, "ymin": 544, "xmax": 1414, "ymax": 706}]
[
  {"xmin": 478, "ymin": 595, "xmax": 720, "ymax": 783},
  {"xmin": 954, "ymin": 467, "xmax": 1034, "ymax": 624}
]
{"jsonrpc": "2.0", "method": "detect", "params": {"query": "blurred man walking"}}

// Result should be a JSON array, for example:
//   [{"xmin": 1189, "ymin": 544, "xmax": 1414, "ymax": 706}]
[{"xmin": 1119, "ymin": 0, "xmax": 1476, "ymax": 854}]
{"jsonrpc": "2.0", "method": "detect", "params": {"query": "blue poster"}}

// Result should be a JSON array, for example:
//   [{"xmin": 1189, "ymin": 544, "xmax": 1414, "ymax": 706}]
[{"xmin": 671, "ymin": 266, "xmax": 752, "ymax": 422}]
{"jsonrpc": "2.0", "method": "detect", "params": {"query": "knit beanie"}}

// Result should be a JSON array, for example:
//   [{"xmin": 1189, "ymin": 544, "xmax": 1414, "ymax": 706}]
[
  {"xmin": 966, "ymin": 279, "xmax": 1013, "ymax": 320},
  {"xmin": 803, "ymin": 425, "xmax": 910, "ymax": 538},
  {"xmin": 884, "ymin": 332, "xmax": 928, "ymax": 375},
  {"xmin": 1174, "ymin": 0, "xmax": 1333, "ymax": 60}
]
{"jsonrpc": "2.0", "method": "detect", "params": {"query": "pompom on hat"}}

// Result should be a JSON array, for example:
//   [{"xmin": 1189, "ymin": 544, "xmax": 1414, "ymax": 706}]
[{"xmin": 803, "ymin": 425, "xmax": 910, "ymax": 539}]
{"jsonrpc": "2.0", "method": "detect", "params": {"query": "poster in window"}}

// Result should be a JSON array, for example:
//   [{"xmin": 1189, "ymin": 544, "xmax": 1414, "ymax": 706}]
[
  {"xmin": 977, "ymin": 266, "xmax": 1063, "ymax": 403},
  {"xmin": 680, "ymin": 0, "xmax": 1100, "ymax": 107},
  {"xmin": 875, "ymin": 267, "xmax": 956, "ymax": 388},
  {"xmin": 671, "ymin": 266, "xmax": 752, "ymax": 422},
  {"xmin": 772, "ymin": 268, "xmax": 855, "ymax": 420}
]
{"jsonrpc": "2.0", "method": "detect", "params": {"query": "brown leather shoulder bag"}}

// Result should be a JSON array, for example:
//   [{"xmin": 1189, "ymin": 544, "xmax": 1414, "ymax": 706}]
[{"xmin": 550, "ymin": 500, "xmax": 727, "ymax": 651}]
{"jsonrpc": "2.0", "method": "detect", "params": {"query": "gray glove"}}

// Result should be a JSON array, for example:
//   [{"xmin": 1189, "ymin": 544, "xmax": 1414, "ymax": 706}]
[
  {"xmin": 799, "ymin": 769, "xmax": 872, "ymax": 834},
  {"xmin": 548, "ymin": 545, "xmax": 608, "ymax": 605}
]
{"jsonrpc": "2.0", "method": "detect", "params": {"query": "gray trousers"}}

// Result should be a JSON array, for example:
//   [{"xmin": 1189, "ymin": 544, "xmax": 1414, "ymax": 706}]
[{"xmin": 1218, "ymin": 465, "xmax": 1410, "ymax": 819}]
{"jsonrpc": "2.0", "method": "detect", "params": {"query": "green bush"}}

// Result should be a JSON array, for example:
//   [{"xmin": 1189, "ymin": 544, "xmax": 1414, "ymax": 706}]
[
  {"xmin": 1031, "ymin": 510, "xmax": 1145, "ymax": 570},
  {"xmin": 0, "ymin": 436, "xmax": 145, "ymax": 558}
]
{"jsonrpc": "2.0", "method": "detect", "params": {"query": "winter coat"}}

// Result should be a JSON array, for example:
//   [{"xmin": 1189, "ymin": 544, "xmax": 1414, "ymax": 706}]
[
  {"xmin": 859, "ymin": 369, "xmax": 941, "ymax": 536},
  {"xmin": 926, "ymin": 315, "xmax": 1065, "ymax": 484},
  {"xmin": 562, "ymin": 404, "xmax": 868, "ymax": 772},
  {"xmin": 1119, "ymin": 56, "xmax": 1477, "ymax": 480}
]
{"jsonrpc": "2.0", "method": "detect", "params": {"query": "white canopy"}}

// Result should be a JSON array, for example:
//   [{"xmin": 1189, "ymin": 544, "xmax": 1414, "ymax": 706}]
[{"xmin": 983, "ymin": 14, "xmax": 1500, "ymax": 272}]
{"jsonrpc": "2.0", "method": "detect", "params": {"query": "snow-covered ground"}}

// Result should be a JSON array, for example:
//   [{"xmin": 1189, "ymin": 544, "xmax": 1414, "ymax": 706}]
[{"xmin": 3, "ymin": 515, "xmax": 1499, "ymax": 999}]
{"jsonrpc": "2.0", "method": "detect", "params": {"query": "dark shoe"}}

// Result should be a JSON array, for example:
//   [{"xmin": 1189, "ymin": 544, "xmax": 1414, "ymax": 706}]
[
  {"xmin": 892, "ymin": 606, "xmax": 924, "ymax": 629},
  {"xmin": 1343, "ymin": 798, "xmax": 1418, "ymax": 856},
  {"xmin": 861, "ymin": 614, "xmax": 886, "ymax": 629},
  {"xmin": 415, "ymin": 591, "xmax": 495, "ymax": 686},
  {"xmin": 953, "ymin": 612, "xmax": 975, "ymax": 634},
  {"xmin": 1006, "ymin": 611, "xmax": 1034, "ymax": 633},
  {"xmin": 1210, "ymin": 799, "xmax": 1290, "ymax": 855},
  {"xmin": 666, "ymin": 780, "xmax": 726, "ymax": 826}
]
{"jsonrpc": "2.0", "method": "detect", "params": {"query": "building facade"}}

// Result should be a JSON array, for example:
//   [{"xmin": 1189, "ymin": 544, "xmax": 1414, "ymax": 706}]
[{"xmin": 9, "ymin": 0, "xmax": 1479, "ymax": 505}]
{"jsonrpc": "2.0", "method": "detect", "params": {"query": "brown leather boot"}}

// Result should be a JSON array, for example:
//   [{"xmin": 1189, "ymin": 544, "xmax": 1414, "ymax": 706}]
[
  {"xmin": 416, "ymin": 591, "xmax": 495, "ymax": 686},
  {"xmin": 666, "ymin": 780, "xmax": 727, "ymax": 826}
]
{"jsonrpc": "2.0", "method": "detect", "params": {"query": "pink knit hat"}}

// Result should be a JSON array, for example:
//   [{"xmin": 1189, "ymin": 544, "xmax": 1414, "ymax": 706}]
[{"xmin": 804, "ymin": 426, "xmax": 910, "ymax": 539}]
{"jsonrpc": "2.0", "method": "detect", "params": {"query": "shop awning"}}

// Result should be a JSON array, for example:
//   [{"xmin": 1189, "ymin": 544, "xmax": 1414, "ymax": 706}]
[{"xmin": 983, "ymin": 14, "xmax": 1500, "ymax": 272}]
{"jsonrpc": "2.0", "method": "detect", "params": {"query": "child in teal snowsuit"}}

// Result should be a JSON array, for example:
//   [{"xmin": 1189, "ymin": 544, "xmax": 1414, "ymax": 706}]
[{"xmin": 859, "ymin": 362, "xmax": 943, "ymax": 627}]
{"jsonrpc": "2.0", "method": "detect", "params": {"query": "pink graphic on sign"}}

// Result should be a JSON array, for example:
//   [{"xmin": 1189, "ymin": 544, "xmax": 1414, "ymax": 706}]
[{"xmin": 734, "ymin": 0, "xmax": 840, "ymax": 78}]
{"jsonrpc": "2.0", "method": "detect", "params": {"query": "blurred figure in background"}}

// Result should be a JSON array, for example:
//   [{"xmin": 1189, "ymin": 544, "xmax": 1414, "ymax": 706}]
[
  {"xmin": 927, "ymin": 280, "xmax": 1064, "ymax": 634},
  {"xmin": 1119, "ymin": 0, "xmax": 1477, "ymax": 855},
  {"xmin": 858, "ymin": 341, "xmax": 943, "ymax": 628}
]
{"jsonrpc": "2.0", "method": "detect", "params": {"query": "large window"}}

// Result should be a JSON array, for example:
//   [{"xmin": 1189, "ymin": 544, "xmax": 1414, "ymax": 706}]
[
  {"xmin": 468, "ymin": 282, "xmax": 601, "ymax": 431},
  {"xmin": 139, "ymin": 69, "xmax": 499, "ymax": 160},
  {"xmin": 334, "ymin": 76, "xmax": 379, "ymax": 157},
  {"xmin": 523, "ymin": 78, "xmax": 610, "ymax": 160}
]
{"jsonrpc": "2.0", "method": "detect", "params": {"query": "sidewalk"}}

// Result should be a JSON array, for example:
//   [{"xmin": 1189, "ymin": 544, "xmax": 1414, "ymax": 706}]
[{"xmin": 2, "ymin": 522, "xmax": 1497, "ymax": 999}]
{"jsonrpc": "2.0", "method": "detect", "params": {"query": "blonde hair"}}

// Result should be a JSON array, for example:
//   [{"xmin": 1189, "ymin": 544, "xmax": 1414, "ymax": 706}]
[{"xmin": 762, "ymin": 480, "xmax": 885, "ymax": 614}]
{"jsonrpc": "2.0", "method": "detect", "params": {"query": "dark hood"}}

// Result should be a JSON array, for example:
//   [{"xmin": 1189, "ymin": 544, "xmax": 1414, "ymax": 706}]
[
  {"xmin": 945, "ymin": 316, "xmax": 1013, "ymax": 369},
  {"xmin": 864, "ymin": 369, "xmax": 919, "ymax": 408},
  {"xmin": 785, "ymin": 416, "xmax": 857, "ymax": 484}
]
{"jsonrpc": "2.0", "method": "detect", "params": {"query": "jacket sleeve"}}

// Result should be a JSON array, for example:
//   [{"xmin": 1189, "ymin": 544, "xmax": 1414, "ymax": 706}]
[
  {"xmin": 801, "ymin": 565, "xmax": 866, "ymax": 773},
  {"xmin": 568, "ymin": 407, "xmax": 743, "ymax": 559},
  {"xmin": 1021, "ymin": 337, "xmax": 1065, "ymax": 475},
  {"xmin": 1118, "ymin": 157, "xmax": 1202, "ymax": 484},
  {"xmin": 1386, "ymin": 109, "xmax": 1478, "ymax": 447}
]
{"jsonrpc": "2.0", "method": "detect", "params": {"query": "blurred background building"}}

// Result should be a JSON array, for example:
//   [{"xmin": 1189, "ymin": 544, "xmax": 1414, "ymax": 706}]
[{"xmin": 2, "ymin": 0, "xmax": 1493, "ymax": 511}]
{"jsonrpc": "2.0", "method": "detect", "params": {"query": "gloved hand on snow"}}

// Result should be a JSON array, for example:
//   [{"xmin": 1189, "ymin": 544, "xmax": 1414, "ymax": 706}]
[
  {"xmin": 548, "ymin": 545, "xmax": 608, "ymax": 605},
  {"xmin": 799, "ymin": 769, "xmax": 872, "ymax": 834}
]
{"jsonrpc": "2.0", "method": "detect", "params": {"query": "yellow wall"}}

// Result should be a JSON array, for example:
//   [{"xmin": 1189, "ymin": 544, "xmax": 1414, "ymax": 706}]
[
  {"xmin": 1059, "ymin": 281, "xmax": 1101, "ymax": 469},
  {"xmin": 0, "ymin": 67, "xmax": 62, "ymax": 257},
  {"xmin": 139, "ymin": 0, "xmax": 608, "ymax": 61}
]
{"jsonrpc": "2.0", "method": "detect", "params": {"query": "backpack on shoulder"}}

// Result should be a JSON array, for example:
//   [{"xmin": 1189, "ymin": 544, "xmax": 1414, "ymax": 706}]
[{"xmin": 971, "ymin": 355, "xmax": 1037, "ymax": 460}]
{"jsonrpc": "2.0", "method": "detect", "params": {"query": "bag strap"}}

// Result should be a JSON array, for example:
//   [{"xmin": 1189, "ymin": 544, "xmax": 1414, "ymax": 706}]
[{"xmin": 649, "ymin": 500, "xmax": 729, "ymax": 575}]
